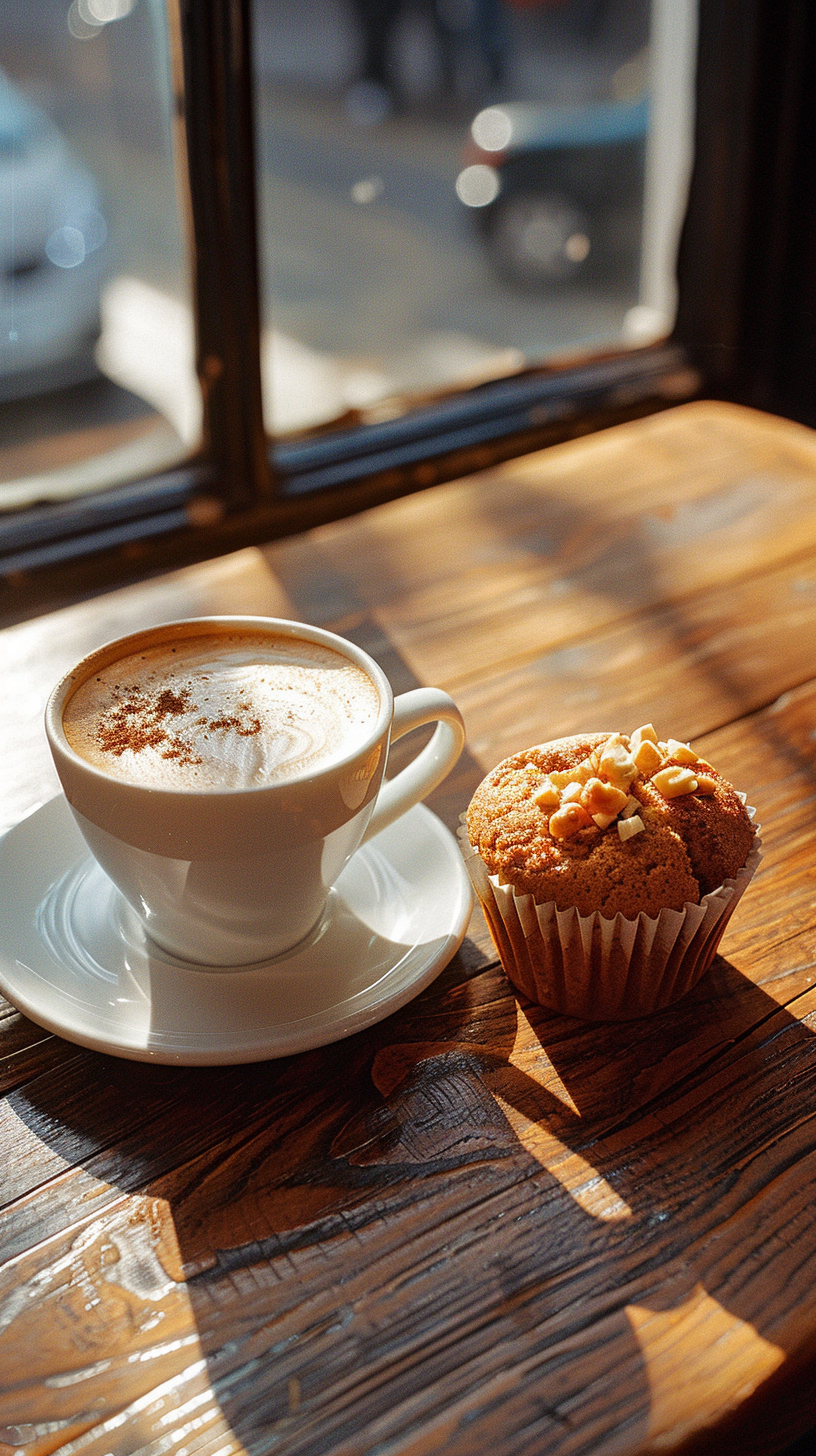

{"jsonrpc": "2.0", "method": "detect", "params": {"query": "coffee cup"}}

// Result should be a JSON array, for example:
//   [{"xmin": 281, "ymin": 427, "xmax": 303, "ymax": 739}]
[{"xmin": 45, "ymin": 616, "xmax": 465, "ymax": 965}]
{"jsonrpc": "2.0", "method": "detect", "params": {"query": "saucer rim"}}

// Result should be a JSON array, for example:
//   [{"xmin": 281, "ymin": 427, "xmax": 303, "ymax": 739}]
[{"xmin": 0, "ymin": 795, "xmax": 473, "ymax": 1065}]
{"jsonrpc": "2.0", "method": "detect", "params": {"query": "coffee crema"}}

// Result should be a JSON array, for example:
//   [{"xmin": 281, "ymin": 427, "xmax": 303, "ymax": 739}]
[{"xmin": 62, "ymin": 630, "xmax": 382, "ymax": 790}]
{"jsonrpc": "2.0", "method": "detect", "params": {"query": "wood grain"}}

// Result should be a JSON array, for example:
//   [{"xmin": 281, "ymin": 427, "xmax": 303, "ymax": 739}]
[
  {"xmin": 2, "ymin": 402, "xmax": 816, "ymax": 1456},
  {"xmin": 264, "ymin": 402, "xmax": 816, "ymax": 690}
]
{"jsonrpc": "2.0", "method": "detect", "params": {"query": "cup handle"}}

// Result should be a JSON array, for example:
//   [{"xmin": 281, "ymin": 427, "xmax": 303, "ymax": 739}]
[{"xmin": 362, "ymin": 688, "xmax": 465, "ymax": 841}]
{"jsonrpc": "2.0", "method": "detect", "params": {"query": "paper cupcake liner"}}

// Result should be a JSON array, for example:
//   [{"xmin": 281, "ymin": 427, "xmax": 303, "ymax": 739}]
[{"xmin": 458, "ymin": 812, "xmax": 762, "ymax": 1021}]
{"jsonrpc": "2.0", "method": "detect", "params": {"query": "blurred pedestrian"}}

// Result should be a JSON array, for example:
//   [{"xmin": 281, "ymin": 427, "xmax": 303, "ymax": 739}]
[
  {"xmin": 345, "ymin": 0, "xmax": 404, "ymax": 123},
  {"xmin": 430, "ymin": 0, "xmax": 509, "ymax": 98}
]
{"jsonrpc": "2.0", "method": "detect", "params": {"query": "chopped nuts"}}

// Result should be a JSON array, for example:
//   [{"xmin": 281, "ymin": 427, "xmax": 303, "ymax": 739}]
[
  {"xmin": 694, "ymin": 774, "xmax": 718, "ymax": 795},
  {"xmin": 633, "ymin": 738, "xmax": 662, "ymax": 774},
  {"xmin": 617, "ymin": 813, "xmax": 645, "ymax": 841},
  {"xmin": 630, "ymin": 723, "xmax": 658, "ymax": 750},
  {"xmin": 549, "ymin": 803, "xmax": 593, "ymax": 839},
  {"xmin": 665, "ymin": 738, "xmax": 699, "ymax": 765},
  {"xmin": 549, "ymin": 769, "xmax": 579, "ymax": 790},
  {"xmin": 533, "ymin": 726, "xmax": 725, "ymax": 838},
  {"xmin": 533, "ymin": 777, "xmax": 560, "ymax": 809},
  {"xmin": 652, "ymin": 765, "xmax": 698, "ymax": 798},
  {"xmin": 598, "ymin": 740, "xmax": 638, "ymax": 791},
  {"xmin": 550, "ymin": 761, "xmax": 593, "ymax": 789},
  {"xmin": 580, "ymin": 777, "xmax": 628, "ymax": 816},
  {"xmin": 592, "ymin": 811, "xmax": 617, "ymax": 830}
]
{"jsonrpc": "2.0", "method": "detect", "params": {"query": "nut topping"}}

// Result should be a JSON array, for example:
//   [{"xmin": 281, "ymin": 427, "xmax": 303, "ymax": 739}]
[
  {"xmin": 549, "ymin": 762, "xmax": 593, "ymax": 789},
  {"xmin": 633, "ymin": 738, "xmax": 662, "ymax": 774},
  {"xmin": 549, "ymin": 802, "xmax": 593, "ymax": 839},
  {"xmin": 533, "ymin": 778, "xmax": 560, "ymax": 809},
  {"xmin": 561, "ymin": 782, "xmax": 584, "ymax": 804},
  {"xmin": 630, "ymin": 723, "xmax": 658, "ymax": 749},
  {"xmin": 532, "ymin": 725, "xmax": 722, "ymax": 839},
  {"xmin": 694, "ymin": 774, "xmax": 718, "ymax": 795},
  {"xmin": 617, "ymin": 813, "xmax": 645, "ymax": 841},
  {"xmin": 592, "ymin": 811, "xmax": 618, "ymax": 830},
  {"xmin": 598, "ymin": 739, "xmax": 638, "ymax": 791},
  {"xmin": 665, "ymin": 738, "xmax": 699, "ymax": 765},
  {"xmin": 580, "ymin": 778, "xmax": 628, "ymax": 816},
  {"xmin": 652, "ymin": 765, "xmax": 699, "ymax": 798}
]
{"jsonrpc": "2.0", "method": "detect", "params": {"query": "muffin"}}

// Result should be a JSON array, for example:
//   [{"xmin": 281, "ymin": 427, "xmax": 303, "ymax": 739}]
[{"xmin": 461, "ymin": 726, "xmax": 760, "ymax": 1020}]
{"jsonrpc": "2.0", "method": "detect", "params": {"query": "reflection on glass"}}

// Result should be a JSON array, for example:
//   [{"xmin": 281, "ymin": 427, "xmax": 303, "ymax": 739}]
[
  {"xmin": 0, "ymin": 0, "xmax": 199, "ymax": 508},
  {"xmin": 253, "ymin": 0, "xmax": 696, "ymax": 436}
]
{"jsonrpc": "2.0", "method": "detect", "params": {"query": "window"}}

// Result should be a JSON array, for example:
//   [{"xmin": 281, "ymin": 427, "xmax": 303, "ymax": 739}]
[
  {"xmin": 0, "ymin": 0, "xmax": 813, "ymax": 613},
  {"xmin": 254, "ymin": 0, "xmax": 694, "ymax": 436},
  {"xmin": 1, "ymin": 1, "xmax": 199, "ymax": 505}
]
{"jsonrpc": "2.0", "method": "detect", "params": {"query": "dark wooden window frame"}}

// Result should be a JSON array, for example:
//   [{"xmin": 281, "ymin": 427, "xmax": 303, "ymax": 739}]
[{"xmin": 1, "ymin": 0, "xmax": 812, "ymax": 617}]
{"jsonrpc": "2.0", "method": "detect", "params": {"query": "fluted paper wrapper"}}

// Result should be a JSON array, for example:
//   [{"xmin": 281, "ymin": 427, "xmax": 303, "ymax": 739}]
[{"xmin": 458, "ymin": 813, "xmax": 761, "ymax": 1021}]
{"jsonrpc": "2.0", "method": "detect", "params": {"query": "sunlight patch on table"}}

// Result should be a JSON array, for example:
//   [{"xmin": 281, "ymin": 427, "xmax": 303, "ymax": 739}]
[
  {"xmin": 509, "ymin": 1004, "xmax": 580, "ymax": 1113},
  {"xmin": 493, "ymin": 1092, "xmax": 632, "ymax": 1221},
  {"xmin": 498, "ymin": 1004, "xmax": 631, "ymax": 1218},
  {"xmin": 626, "ymin": 1283, "xmax": 785, "ymax": 1445}
]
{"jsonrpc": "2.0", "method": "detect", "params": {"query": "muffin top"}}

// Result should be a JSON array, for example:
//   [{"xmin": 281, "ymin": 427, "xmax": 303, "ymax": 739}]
[{"xmin": 466, "ymin": 727, "xmax": 755, "ymax": 919}]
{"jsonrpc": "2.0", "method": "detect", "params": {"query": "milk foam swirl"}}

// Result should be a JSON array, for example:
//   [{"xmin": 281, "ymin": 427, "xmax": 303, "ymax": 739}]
[{"xmin": 63, "ymin": 632, "xmax": 381, "ymax": 790}]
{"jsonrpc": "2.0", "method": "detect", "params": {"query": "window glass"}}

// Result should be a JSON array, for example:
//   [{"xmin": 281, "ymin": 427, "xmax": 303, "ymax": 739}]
[
  {"xmin": 253, "ymin": 0, "xmax": 697, "ymax": 437},
  {"xmin": 0, "ymin": 0, "xmax": 199, "ymax": 510}
]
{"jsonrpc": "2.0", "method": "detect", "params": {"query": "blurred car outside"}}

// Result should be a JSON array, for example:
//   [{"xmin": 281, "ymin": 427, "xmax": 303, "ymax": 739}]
[
  {"xmin": 455, "ymin": 68, "xmax": 648, "ymax": 288},
  {"xmin": 1, "ymin": 67, "xmax": 108, "ymax": 401}
]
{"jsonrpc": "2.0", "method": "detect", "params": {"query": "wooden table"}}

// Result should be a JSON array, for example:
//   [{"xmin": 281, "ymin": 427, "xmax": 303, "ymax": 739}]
[{"xmin": 3, "ymin": 399, "xmax": 816, "ymax": 1455}]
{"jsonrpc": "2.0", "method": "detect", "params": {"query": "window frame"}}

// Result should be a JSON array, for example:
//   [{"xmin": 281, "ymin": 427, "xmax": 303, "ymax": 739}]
[{"xmin": 1, "ymin": 0, "xmax": 811, "ymax": 619}]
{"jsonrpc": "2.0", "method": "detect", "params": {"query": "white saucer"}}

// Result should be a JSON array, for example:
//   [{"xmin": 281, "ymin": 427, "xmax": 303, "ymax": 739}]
[{"xmin": 0, "ymin": 795, "xmax": 472, "ymax": 1065}]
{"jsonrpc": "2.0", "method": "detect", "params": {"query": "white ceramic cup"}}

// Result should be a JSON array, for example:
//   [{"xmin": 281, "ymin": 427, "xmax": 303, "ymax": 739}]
[{"xmin": 45, "ymin": 616, "xmax": 465, "ymax": 965}]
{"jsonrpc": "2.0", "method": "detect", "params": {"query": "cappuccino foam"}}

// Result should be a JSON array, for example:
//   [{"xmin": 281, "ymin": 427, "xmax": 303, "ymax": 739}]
[{"xmin": 63, "ymin": 630, "xmax": 382, "ymax": 790}]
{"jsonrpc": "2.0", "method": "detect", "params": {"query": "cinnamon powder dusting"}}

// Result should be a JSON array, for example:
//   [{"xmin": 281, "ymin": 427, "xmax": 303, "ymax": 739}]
[
  {"xmin": 96, "ymin": 684, "xmax": 203, "ymax": 766},
  {"xmin": 207, "ymin": 715, "xmax": 262, "ymax": 737},
  {"xmin": 94, "ymin": 682, "xmax": 262, "ymax": 767}
]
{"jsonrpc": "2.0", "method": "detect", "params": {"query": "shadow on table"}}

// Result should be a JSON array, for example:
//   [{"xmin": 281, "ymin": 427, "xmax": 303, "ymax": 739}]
[
  {"xmin": 6, "ymin": 943, "xmax": 816, "ymax": 1456},
  {"xmin": 177, "ymin": 954, "xmax": 816, "ymax": 1455}
]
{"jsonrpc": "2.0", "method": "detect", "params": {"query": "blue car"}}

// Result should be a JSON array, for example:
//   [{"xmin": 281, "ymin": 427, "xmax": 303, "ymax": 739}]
[{"xmin": 455, "ymin": 93, "xmax": 648, "ymax": 287}]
